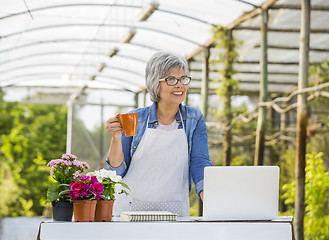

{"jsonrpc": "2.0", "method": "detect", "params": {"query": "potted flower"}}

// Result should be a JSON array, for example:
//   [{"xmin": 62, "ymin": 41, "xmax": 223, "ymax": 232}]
[
  {"xmin": 68, "ymin": 175, "xmax": 105, "ymax": 222},
  {"xmin": 87, "ymin": 168, "xmax": 129, "ymax": 222},
  {"xmin": 46, "ymin": 153, "xmax": 90, "ymax": 221}
]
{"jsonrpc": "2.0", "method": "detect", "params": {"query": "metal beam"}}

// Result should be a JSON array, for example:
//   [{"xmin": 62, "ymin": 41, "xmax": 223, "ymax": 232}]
[
  {"xmin": 0, "ymin": 39, "xmax": 160, "ymax": 54},
  {"xmin": 0, "ymin": 70, "xmax": 144, "ymax": 83},
  {"xmin": 0, "ymin": 3, "xmax": 211, "ymax": 25},
  {"xmin": 192, "ymin": 79, "xmax": 297, "ymax": 85},
  {"xmin": 234, "ymin": 60, "xmax": 323, "ymax": 65},
  {"xmin": 270, "ymin": 4, "xmax": 329, "ymax": 11},
  {"xmin": 0, "ymin": 72, "xmax": 142, "ymax": 89},
  {"xmin": 190, "ymin": 70, "xmax": 299, "ymax": 76},
  {"xmin": 1, "ymin": 23, "xmax": 201, "ymax": 46},
  {"xmin": 0, "ymin": 63, "xmax": 96, "ymax": 75},
  {"xmin": 0, "ymin": 51, "xmax": 147, "ymax": 66},
  {"xmin": 254, "ymin": 44, "xmax": 329, "ymax": 52},
  {"xmin": 2, "ymin": 85, "xmax": 133, "ymax": 93},
  {"xmin": 234, "ymin": 26, "xmax": 329, "ymax": 34},
  {"xmin": 185, "ymin": 0, "xmax": 279, "ymax": 61},
  {"xmin": 234, "ymin": 0, "xmax": 260, "ymax": 8},
  {"xmin": 138, "ymin": 2, "xmax": 159, "ymax": 21},
  {"xmin": 87, "ymin": 2, "xmax": 159, "ymax": 86}
]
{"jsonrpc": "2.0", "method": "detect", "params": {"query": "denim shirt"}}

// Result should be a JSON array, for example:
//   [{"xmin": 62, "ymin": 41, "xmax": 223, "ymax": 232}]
[{"xmin": 106, "ymin": 102, "xmax": 212, "ymax": 195}]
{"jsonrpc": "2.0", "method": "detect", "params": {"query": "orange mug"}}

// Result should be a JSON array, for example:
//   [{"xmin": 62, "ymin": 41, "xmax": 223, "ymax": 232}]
[{"xmin": 118, "ymin": 112, "xmax": 138, "ymax": 137}]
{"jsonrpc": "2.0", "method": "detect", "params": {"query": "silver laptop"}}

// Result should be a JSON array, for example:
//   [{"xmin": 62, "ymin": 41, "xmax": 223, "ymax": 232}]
[{"xmin": 202, "ymin": 166, "xmax": 279, "ymax": 221}]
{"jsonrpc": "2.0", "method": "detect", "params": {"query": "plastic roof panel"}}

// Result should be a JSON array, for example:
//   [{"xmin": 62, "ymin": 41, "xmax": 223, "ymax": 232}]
[{"xmin": 1, "ymin": 0, "xmax": 329, "ymax": 105}]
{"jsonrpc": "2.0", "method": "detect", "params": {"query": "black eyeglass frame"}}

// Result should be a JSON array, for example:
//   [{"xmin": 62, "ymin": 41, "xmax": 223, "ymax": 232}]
[{"xmin": 159, "ymin": 76, "xmax": 191, "ymax": 86}]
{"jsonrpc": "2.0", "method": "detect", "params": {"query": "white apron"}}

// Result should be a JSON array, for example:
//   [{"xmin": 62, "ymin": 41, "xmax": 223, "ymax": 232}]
[{"xmin": 113, "ymin": 111, "xmax": 189, "ymax": 217}]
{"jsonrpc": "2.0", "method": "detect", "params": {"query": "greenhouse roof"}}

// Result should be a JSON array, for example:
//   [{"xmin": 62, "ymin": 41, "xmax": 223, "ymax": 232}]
[{"xmin": 0, "ymin": 0, "xmax": 328, "ymax": 106}]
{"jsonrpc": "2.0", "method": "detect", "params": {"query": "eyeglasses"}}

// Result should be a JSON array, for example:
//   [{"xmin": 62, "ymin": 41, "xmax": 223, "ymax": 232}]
[{"xmin": 159, "ymin": 76, "xmax": 191, "ymax": 86}]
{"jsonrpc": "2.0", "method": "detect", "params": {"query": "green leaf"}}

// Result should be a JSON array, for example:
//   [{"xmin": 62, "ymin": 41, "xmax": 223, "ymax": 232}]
[{"xmin": 46, "ymin": 182, "xmax": 60, "ymax": 203}]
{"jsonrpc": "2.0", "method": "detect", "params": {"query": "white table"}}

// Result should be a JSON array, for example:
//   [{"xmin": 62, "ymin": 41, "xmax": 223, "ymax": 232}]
[{"xmin": 37, "ymin": 216, "xmax": 295, "ymax": 240}]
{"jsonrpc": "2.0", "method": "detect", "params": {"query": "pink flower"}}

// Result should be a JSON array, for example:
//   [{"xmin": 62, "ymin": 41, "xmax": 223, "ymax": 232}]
[
  {"xmin": 69, "ymin": 182, "xmax": 90, "ymax": 200},
  {"xmin": 50, "ymin": 167, "xmax": 54, "ymax": 177},
  {"xmin": 47, "ymin": 153, "xmax": 95, "ymax": 202},
  {"xmin": 91, "ymin": 182, "xmax": 104, "ymax": 195},
  {"xmin": 47, "ymin": 159, "xmax": 62, "ymax": 167},
  {"xmin": 90, "ymin": 176, "xmax": 97, "ymax": 184},
  {"xmin": 61, "ymin": 153, "xmax": 77, "ymax": 160},
  {"xmin": 79, "ymin": 175, "xmax": 90, "ymax": 181},
  {"xmin": 68, "ymin": 177, "xmax": 104, "ymax": 200},
  {"xmin": 73, "ymin": 171, "xmax": 81, "ymax": 180},
  {"xmin": 72, "ymin": 160, "xmax": 90, "ymax": 169}
]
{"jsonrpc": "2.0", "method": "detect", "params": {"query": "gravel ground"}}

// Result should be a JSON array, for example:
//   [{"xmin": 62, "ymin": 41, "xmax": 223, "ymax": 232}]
[{"xmin": 0, "ymin": 217, "xmax": 50, "ymax": 240}]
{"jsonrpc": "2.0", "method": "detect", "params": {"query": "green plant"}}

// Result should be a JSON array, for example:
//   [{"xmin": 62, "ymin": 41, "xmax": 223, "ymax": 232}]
[
  {"xmin": 309, "ymin": 59, "xmax": 329, "ymax": 86},
  {"xmin": 282, "ymin": 151, "xmax": 329, "ymax": 239},
  {"xmin": 0, "ymin": 96, "xmax": 67, "ymax": 217},
  {"xmin": 87, "ymin": 168, "xmax": 129, "ymax": 200},
  {"xmin": 212, "ymin": 25, "xmax": 240, "ymax": 101},
  {"xmin": 46, "ymin": 153, "xmax": 90, "ymax": 203}
]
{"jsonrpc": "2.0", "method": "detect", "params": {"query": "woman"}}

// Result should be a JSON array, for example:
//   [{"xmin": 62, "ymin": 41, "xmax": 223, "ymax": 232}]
[{"xmin": 105, "ymin": 52, "xmax": 212, "ymax": 217}]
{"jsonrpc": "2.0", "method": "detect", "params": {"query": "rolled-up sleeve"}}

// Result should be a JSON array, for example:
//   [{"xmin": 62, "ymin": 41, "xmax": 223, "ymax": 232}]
[
  {"xmin": 105, "ymin": 132, "xmax": 133, "ymax": 177},
  {"xmin": 106, "ymin": 156, "xmax": 127, "ymax": 176}
]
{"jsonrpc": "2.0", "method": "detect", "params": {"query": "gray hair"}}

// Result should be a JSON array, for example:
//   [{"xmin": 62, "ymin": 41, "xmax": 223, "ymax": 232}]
[{"xmin": 145, "ymin": 51, "xmax": 189, "ymax": 102}]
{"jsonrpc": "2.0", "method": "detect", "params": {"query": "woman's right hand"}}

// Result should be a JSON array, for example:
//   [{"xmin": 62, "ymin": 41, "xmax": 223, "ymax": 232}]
[{"xmin": 106, "ymin": 114, "xmax": 123, "ymax": 140}]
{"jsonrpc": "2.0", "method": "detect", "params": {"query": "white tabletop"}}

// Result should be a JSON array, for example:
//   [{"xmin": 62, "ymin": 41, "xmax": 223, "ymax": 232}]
[{"xmin": 37, "ymin": 216, "xmax": 295, "ymax": 240}]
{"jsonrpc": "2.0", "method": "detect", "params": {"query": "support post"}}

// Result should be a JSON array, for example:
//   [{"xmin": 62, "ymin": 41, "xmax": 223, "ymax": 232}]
[
  {"xmin": 143, "ymin": 89, "xmax": 147, "ymax": 107},
  {"xmin": 185, "ymin": 91, "xmax": 189, "ymax": 106},
  {"xmin": 66, "ymin": 103, "xmax": 73, "ymax": 154},
  {"xmin": 254, "ymin": 9, "xmax": 268, "ymax": 166},
  {"xmin": 185, "ymin": 60, "xmax": 191, "ymax": 106},
  {"xmin": 65, "ymin": 85, "xmax": 86, "ymax": 155},
  {"xmin": 100, "ymin": 101, "xmax": 104, "ymax": 158},
  {"xmin": 295, "ymin": 1, "xmax": 310, "ymax": 239},
  {"xmin": 201, "ymin": 47, "xmax": 210, "ymax": 120},
  {"xmin": 134, "ymin": 92, "xmax": 139, "ymax": 109},
  {"xmin": 222, "ymin": 30, "xmax": 233, "ymax": 166},
  {"xmin": 199, "ymin": 47, "xmax": 210, "ymax": 217}
]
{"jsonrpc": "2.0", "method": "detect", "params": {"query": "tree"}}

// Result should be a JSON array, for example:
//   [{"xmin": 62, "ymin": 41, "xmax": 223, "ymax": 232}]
[{"xmin": 0, "ymin": 94, "xmax": 67, "ymax": 217}]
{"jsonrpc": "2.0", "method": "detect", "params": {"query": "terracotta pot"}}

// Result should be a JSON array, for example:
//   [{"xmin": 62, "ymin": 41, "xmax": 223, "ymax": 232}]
[
  {"xmin": 52, "ymin": 201, "xmax": 73, "ymax": 221},
  {"xmin": 73, "ymin": 200, "xmax": 97, "ymax": 222},
  {"xmin": 95, "ymin": 200, "xmax": 114, "ymax": 222}
]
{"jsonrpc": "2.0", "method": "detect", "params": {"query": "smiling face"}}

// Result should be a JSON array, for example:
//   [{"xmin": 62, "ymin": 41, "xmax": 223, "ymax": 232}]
[{"xmin": 158, "ymin": 67, "xmax": 189, "ymax": 106}]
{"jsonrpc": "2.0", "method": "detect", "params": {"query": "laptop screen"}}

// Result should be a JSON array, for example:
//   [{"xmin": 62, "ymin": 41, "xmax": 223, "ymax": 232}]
[{"xmin": 202, "ymin": 166, "xmax": 279, "ymax": 221}]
